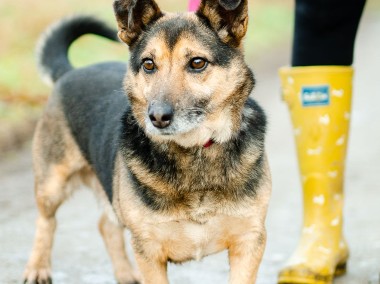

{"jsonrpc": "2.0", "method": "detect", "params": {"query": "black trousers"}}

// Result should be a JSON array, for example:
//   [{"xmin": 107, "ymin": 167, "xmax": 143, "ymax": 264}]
[{"xmin": 292, "ymin": 0, "xmax": 366, "ymax": 66}]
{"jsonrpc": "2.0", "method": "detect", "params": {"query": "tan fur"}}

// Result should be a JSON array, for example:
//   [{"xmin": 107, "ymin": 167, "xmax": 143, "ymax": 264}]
[
  {"xmin": 128, "ymin": 157, "xmax": 175, "ymax": 196},
  {"xmin": 114, "ymin": 0, "xmax": 162, "ymax": 45},
  {"xmin": 25, "ymin": 105, "xmax": 84, "ymax": 282},
  {"xmin": 99, "ymin": 213, "xmax": 141, "ymax": 283},
  {"xmin": 197, "ymin": 0, "xmax": 249, "ymax": 47}
]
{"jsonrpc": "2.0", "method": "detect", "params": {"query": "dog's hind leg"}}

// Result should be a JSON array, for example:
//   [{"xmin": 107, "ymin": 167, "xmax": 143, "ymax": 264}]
[
  {"xmin": 24, "ymin": 111, "xmax": 85, "ymax": 283},
  {"xmin": 98, "ymin": 213, "xmax": 140, "ymax": 284},
  {"xmin": 24, "ymin": 163, "xmax": 73, "ymax": 284}
]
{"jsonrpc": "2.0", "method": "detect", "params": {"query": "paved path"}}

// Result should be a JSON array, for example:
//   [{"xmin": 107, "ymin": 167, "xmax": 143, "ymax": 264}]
[{"xmin": 1, "ymin": 10, "xmax": 380, "ymax": 284}]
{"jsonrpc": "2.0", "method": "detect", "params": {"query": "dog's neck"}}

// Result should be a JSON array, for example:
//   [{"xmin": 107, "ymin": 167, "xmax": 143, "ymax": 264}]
[{"xmin": 119, "ymin": 98, "xmax": 267, "ymax": 212}]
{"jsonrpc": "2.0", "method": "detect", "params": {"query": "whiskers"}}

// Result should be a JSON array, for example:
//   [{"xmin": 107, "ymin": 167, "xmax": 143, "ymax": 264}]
[{"xmin": 186, "ymin": 107, "xmax": 206, "ymax": 117}]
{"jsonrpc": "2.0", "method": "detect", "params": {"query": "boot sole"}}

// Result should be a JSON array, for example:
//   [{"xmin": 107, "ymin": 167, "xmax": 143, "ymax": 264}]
[{"xmin": 278, "ymin": 260, "xmax": 347, "ymax": 284}]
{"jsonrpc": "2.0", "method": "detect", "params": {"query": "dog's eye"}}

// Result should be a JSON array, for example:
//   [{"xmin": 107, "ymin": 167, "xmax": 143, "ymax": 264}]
[
  {"xmin": 190, "ymin": 58, "xmax": 207, "ymax": 71},
  {"xmin": 142, "ymin": 59, "xmax": 155, "ymax": 73}
]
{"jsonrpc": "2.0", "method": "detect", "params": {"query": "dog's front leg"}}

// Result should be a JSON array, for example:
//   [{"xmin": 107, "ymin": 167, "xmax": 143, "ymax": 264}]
[
  {"xmin": 132, "ymin": 238, "xmax": 169, "ymax": 284},
  {"xmin": 98, "ymin": 214, "xmax": 140, "ymax": 283},
  {"xmin": 134, "ymin": 253, "xmax": 168, "ymax": 284},
  {"xmin": 228, "ymin": 229, "xmax": 267, "ymax": 284}
]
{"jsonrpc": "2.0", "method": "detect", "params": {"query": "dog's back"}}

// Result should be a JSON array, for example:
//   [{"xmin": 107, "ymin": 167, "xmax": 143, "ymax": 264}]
[
  {"xmin": 36, "ymin": 16, "xmax": 130, "ymax": 200},
  {"xmin": 54, "ymin": 62, "xmax": 127, "ymax": 199}
]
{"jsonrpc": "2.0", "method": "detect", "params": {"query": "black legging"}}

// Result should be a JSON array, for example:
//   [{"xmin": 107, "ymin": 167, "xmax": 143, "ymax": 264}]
[{"xmin": 292, "ymin": 0, "xmax": 367, "ymax": 66}]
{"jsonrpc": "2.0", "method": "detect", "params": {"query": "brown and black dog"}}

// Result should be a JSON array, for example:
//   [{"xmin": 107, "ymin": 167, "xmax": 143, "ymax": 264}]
[{"xmin": 24, "ymin": 0, "xmax": 271, "ymax": 283}]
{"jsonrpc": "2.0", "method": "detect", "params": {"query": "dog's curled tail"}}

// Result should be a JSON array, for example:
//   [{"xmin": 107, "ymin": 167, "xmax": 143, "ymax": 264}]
[{"xmin": 37, "ymin": 15, "xmax": 119, "ymax": 85}]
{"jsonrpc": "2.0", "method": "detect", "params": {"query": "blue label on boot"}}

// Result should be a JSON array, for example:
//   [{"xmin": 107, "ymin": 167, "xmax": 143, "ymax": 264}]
[{"xmin": 301, "ymin": 85, "xmax": 330, "ymax": 107}]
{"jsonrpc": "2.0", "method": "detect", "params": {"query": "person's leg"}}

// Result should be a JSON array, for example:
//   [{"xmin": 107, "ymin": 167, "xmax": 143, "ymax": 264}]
[
  {"xmin": 292, "ymin": 0, "xmax": 366, "ymax": 66},
  {"xmin": 279, "ymin": 1, "xmax": 366, "ymax": 283}
]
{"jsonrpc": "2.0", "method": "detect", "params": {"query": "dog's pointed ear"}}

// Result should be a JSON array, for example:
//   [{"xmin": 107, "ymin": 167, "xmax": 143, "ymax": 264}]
[
  {"xmin": 196, "ymin": 0, "xmax": 248, "ymax": 47},
  {"xmin": 113, "ymin": 0, "xmax": 163, "ymax": 46}
]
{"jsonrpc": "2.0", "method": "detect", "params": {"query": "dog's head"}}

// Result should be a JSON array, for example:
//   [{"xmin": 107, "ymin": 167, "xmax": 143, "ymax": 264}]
[{"xmin": 114, "ymin": 0, "xmax": 254, "ymax": 148}]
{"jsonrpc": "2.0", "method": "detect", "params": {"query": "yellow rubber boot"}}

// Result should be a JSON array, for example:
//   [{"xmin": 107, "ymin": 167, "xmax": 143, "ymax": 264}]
[{"xmin": 278, "ymin": 66, "xmax": 353, "ymax": 284}]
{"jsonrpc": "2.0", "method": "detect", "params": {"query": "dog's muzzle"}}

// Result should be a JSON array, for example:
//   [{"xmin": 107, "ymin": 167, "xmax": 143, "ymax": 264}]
[{"xmin": 148, "ymin": 101, "xmax": 174, "ymax": 129}]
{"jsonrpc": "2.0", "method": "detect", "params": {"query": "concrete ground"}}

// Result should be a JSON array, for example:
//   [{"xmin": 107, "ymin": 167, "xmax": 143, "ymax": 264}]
[{"xmin": 1, "ymin": 9, "xmax": 380, "ymax": 284}]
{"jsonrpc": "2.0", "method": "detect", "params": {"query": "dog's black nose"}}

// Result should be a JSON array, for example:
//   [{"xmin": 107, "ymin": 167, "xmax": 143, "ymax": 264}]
[{"xmin": 148, "ymin": 102, "xmax": 173, "ymax": 129}]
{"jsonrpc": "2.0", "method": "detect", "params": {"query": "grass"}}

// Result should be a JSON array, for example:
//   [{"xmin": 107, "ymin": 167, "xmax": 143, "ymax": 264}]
[
  {"xmin": 0, "ymin": 0, "xmax": 292, "ymax": 99},
  {"xmin": 247, "ymin": 3, "xmax": 293, "ymax": 56}
]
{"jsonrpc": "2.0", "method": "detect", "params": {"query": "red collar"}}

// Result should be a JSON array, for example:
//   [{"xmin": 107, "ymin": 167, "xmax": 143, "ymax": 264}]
[{"xmin": 203, "ymin": 139, "xmax": 214, "ymax": 148}]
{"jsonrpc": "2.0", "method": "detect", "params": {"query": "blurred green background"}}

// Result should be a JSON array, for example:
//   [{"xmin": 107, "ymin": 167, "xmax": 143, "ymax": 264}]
[
  {"xmin": 1, "ymin": 0, "xmax": 380, "ymax": 153},
  {"xmin": 0, "ymin": 0, "xmax": 293, "ymax": 153}
]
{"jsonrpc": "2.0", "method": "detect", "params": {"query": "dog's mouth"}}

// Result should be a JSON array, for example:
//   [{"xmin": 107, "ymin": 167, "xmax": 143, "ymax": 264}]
[
  {"xmin": 142, "ymin": 113, "xmax": 218, "ymax": 148},
  {"xmin": 144, "ymin": 107, "xmax": 206, "ymax": 135},
  {"xmin": 136, "ymin": 99, "xmax": 211, "ymax": 145},
  {"xmin": 137, "ymin": 103, "xmax": 236, "ymax": 148},
  {"xmin": 145, "ymin": 116, "xmax": 202, "ymax": 136},
  {"xmin": 152, "ymin": 129, "xmax": 177, "ymax": 136}
]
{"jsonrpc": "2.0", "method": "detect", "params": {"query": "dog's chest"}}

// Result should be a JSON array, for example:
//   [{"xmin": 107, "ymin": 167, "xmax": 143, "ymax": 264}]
[
  {"xmin": 148, "ymin": 214, "xmax": 247, "ymax": 263},
  {"xmin": 171, "ymin": 220, "xmax": 222, "ymax": 261},
  {"xmin": 132, "ymin": 198, "xmax": 257, "ymax": 263}
]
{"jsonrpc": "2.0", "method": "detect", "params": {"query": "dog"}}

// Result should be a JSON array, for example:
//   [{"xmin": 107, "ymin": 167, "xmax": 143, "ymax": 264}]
[{"xmin": 24, "ymin": 0, "xmax": 271, "ymax": 283}]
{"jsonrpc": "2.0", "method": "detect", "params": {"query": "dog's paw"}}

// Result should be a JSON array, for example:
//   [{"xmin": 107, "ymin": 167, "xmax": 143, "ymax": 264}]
[{"xmin": 23, "ymin": 268, "xmax": 52, "ymax": 284}]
